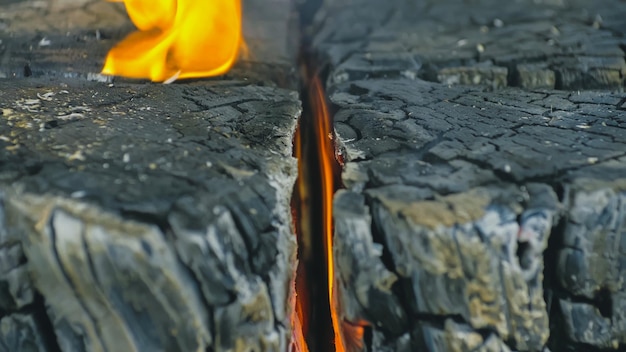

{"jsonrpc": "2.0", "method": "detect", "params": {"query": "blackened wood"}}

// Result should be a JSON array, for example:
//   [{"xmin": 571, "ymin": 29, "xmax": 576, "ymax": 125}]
[
  {"xmin": 308, "ymin": 0, "xmax": 626, "ymax": 351},
  {"xmin": 312, "ymin": 0, "xmax": 626, "ymax": 91},
  {"xmin": 0, "ymin": 1, "xmax": 300, "ymax": 351}
]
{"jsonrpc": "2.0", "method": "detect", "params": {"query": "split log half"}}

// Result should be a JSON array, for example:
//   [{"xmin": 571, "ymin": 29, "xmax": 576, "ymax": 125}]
[{"xmin": 308, "ymin": 0, "xmax": 626, "ymax": 351}]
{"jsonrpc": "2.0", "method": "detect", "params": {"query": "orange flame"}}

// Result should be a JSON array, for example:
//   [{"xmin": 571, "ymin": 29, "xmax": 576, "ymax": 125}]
[
  {"xmin": 290, "ymin": 294, "xmax": 310, "ymax": 352},
  {"xmin": 102, "ymin": 0, "xmax": 245, "ymax": 82},
  {"xmin": 309, "ymin": 75, "xmax": 365, "ymax": 352},
  {"xmin": 291, "ymin": 124, "xmax": 310, "ymax": 352}
]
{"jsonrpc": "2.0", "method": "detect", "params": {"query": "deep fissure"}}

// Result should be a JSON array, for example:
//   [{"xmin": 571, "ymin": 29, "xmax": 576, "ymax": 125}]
[
  {"xmin": 290, "ymin": 1, "xmax": 349, "ymax": 350},
  {"xmin": 292, "ymin": 60, "xmax": 342, "ymax": 351}
]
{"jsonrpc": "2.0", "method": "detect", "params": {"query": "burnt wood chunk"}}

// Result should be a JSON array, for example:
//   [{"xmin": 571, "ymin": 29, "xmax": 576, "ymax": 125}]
[
  {"xmin": 0, "ymin": 1, "xmax": 300, "ymax": 351},
  {"xmin": 309, "ymin": 0, "xmax": 626, "ymax": 351}
]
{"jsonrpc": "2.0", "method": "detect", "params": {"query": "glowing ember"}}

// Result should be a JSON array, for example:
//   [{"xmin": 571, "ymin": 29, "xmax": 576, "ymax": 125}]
[
  {"xmin": 291, "ymin": 125, "xmax": 310, "ymax": 352},
  {"xmin": 290, "ymin": 300, "xmax": 309, "ymax": 352},
  {"xmin": 102, "ymin": 0, "xmax": 245, "ymax": 82}
]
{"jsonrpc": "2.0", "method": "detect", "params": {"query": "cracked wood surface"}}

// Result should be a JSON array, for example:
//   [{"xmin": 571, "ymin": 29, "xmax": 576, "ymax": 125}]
[
  {"xmin": 313, "ymin": 0, "xmax": 626, "ymax": 91},
  {"xmin": 0, "ymin": 1, "xmax": 300, "ymax": 351},
  {"xmin": 308, "ymin": 0, "xmax": 626, "ymax": 351}
]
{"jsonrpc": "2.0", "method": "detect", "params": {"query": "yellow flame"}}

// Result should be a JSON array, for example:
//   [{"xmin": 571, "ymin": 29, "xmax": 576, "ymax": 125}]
[{"xmin": 102, "ymin": 0, "xmax": 244, "ymax": 82}]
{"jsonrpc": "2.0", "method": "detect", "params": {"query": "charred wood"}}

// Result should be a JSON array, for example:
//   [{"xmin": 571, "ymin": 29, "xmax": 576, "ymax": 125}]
[{"xmin": 311, "ymin": 0, "xmax": 626, "ymax": 91}]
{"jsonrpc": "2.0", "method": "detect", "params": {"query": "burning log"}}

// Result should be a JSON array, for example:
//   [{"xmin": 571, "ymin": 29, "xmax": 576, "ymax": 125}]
[
  {"xmin": 306, "ymin": 0, "xmax": 626, "ymax": 351},
  {"xmin": 0, "ymin": 0, "xmax": 300, "ymax": 351},
  {"xmin": 2, "ymin": 0, "xmax": 625, "ymax": 351}
]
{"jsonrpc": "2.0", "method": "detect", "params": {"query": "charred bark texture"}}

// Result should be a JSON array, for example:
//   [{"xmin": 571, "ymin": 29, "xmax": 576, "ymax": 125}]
[
  {"xmin": 0, "ymin": 1, "xmax": 300, "ymax": 351},
  {"xmin": 308, "ymin": 0, "xmax": 626, "ymax": 351}
]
